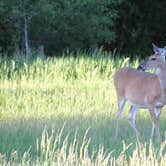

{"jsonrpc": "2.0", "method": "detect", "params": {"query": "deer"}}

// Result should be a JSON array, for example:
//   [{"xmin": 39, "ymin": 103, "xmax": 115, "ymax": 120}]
[{"xmin": 114, "ymin": 44, "xmax": 166, "ymax": 140}]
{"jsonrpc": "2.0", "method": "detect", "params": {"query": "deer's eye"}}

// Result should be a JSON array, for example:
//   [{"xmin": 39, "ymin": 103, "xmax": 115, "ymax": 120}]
[{"xmin": 151, "ymin": 58, "xmax": 156, "ymax": 61}]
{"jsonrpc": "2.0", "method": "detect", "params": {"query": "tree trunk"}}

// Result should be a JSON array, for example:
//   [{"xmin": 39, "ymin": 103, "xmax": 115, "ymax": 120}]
[
  {"xmin": 15, "ymin": 44, "xmax": 21, "ymax": 58},
  {"xmin": 24, "ymin": 16, "xmax": 30, "ymax": 58},
  {"xmin": 38, "ymin": 45, "xmax": 45, "ymax": 58}
]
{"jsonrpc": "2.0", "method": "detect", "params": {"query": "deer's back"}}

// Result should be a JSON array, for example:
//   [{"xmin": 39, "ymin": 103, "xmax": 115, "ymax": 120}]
[{"xmin": 114, "ymin": 67, "xmax": 161, "ymax": 106}]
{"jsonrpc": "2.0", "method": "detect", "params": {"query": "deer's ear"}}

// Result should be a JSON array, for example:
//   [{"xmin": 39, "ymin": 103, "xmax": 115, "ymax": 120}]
[{"xmin": 152, "ymin": 43, "xmax": 160, "ymax": 54}]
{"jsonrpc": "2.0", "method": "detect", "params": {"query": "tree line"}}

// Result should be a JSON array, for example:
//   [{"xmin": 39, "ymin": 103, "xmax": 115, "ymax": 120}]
[{"xmin": 0, "ymin": 0, "xmax": 166, "ymax": 57}]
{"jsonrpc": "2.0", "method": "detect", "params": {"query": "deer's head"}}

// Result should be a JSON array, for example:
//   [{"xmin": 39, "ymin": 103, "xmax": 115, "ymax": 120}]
[{"xmin": 138, "ymin": 44, "xmax": 166, "ymax": 71}]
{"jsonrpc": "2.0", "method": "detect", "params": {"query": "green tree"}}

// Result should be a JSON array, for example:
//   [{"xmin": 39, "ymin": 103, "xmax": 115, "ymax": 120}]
[
  {"xmin": 114, "ymin": 0, "xmax": 166, "ymax": 56},
  {"xmin": 0, "ymin": 0, "xmax": 54, "ymax": 57},
  {"xmin": 45, "ymin": 0, "xmax": 123, "ymax": 54}
]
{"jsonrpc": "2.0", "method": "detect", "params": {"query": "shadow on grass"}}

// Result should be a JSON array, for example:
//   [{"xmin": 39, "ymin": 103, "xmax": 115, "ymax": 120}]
[{"xmin": 0, "ymin": 112, "xmax": 165, "ymax": 159}]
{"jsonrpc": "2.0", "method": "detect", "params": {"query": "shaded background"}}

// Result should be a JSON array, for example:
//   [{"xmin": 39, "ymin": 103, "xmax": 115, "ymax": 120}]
[{"xmin": 0, "ymin": 0, "xmax": 166, "ymax": 57}]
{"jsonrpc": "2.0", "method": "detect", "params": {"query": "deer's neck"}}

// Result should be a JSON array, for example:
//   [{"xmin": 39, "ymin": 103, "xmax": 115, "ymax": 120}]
[{"xmin": 157, "ymin": 64, "xmax": 166, "ymax": 92}]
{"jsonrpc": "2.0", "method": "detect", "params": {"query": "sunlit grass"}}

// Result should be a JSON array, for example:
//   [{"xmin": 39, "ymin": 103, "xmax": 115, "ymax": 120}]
[{"xmin": 0, "ymin": 52, "xmax": 165, "ymax": 165}]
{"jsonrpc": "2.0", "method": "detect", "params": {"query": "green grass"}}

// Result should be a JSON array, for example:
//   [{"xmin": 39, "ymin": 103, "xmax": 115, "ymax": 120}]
[{"xmin": 0, "ymin": 52, "xmax": 165, "ymax": 165}]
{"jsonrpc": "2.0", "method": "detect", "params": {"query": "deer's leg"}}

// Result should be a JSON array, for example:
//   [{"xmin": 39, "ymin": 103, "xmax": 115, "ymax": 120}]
[
  {"xmin": 154, "ymin": 108, "xmax": 161, "ymax": 119},
  {"xmin": 151, "ymin": 108, "xmax": 161, "ymax": 140},
  {"xmin": 115, "ymin": 98, "xmax": 126, "ymax": 138},
  {"xmin": 149, "ymin": 108, "xmax": 161, "ymax": 141},
  {"xmin": 127, "ymin": 106, "xmax": 139, "ymax": 139}
]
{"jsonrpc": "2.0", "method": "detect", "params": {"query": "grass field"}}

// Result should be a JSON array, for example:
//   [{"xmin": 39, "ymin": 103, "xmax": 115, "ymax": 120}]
[{"xmin": 0, "ymin": 51, "xmax": 165, "ymax": 165}]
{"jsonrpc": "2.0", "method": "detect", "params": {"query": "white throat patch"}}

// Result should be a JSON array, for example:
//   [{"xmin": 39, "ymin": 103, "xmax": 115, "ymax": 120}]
[{"xmin": 156, "ymin": 68, "xmax": 161, "ymax": 75}]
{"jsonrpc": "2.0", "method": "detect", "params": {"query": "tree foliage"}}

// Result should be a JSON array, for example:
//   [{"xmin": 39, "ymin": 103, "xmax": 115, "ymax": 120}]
[
  {"xmin": 115, "ymin": 0, "xmax": 166, "ymax": 55},
  {"xmin": 0, "ymin": 0, "xmax": 166, "ymax": 56}
]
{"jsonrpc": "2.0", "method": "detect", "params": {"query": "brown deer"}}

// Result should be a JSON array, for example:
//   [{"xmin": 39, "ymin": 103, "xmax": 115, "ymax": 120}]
[{"xmin": 114, "ymin": 44, "xmax": 166, "ymax": 140}]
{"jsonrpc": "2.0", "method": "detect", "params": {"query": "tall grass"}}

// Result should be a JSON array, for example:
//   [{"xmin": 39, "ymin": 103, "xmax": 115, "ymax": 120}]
[
  {"xmin": 0, "ymin": 52, "xmax": 165, "ymax": 165},
  {"xmin": 1, "ymin": 127, "xmax": 165, "ymax": 166}
]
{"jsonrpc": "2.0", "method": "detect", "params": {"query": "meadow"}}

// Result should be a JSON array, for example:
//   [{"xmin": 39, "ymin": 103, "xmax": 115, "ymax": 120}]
[{"xmin": 0, "ymin": 51, "xmax": 165, "ymax": 165}]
